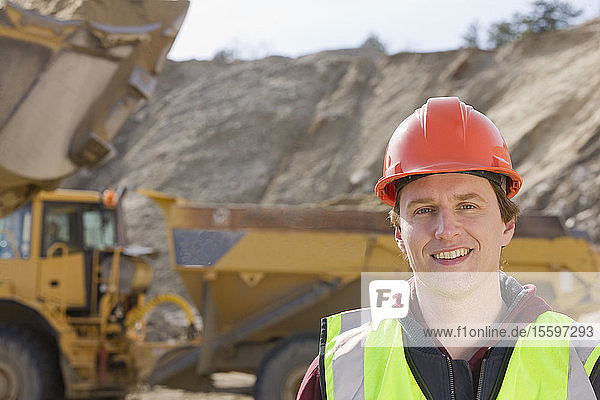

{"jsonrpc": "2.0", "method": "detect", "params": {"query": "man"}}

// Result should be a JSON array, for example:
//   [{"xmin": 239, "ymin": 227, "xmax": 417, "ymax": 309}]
[{"xmin": 297, "ymin": 97, "xmax": 600, "ymax": 399}]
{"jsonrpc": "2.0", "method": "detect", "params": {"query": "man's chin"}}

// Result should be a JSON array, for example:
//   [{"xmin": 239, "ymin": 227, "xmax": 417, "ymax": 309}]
[{"xmin": 414, "ymin": 271, "xmax": 498, "ymax": 300}]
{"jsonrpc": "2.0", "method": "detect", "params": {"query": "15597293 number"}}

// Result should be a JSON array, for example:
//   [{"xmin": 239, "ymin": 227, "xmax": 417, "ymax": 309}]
[{"xmin": 526, "ymin": 324, "xmax": 594, "ymax": 338}]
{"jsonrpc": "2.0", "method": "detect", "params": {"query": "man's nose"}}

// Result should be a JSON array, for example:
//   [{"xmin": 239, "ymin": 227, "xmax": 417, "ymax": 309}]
[{"xmin": 434, "ymin": 209, "xmax": 461, "ymax": 240}]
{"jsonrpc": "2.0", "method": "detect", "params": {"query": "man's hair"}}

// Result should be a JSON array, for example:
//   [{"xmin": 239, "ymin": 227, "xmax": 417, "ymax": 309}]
[{"xmin": 389, "ymin": 177, "xmax": 520, "ymax": 228}]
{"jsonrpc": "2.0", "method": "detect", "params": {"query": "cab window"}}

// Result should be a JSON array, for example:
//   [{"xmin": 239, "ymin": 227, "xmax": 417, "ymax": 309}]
[
  {"xmin": 42, "ymin": 202, "xmax": 119, "ymax": 257},
  {"xmin": 82, "ymin": 209, "xmax": 117, "ymax": 250},
  {"xmin": 0, "ymin": 203, "xmax": 32, "ymax": 259},
  {"xmin": 43, "ymin": 204, "xmax": 79, "ymax": 257}
]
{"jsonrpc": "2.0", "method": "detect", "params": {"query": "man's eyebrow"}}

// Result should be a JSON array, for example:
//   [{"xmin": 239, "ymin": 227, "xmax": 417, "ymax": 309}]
[
  {"xmin": 404, "ymin": 193, "xmax": 488, "ymax": 210},
  {"xmin": 454, "ymin": 192, "xmax": 488, "ymax": 203},
  {"xmin": 405, "ymin": 198, "xmax": 436, "ymax": 210}
]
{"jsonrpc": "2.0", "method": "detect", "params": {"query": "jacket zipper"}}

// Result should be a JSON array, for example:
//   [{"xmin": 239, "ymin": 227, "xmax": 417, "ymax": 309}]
[
  {"xmin": 476, "ymin": 358, "xmax": 487, "ymax": 400},
  {"xmin": 446, "ymin": 355, "xmax": 456, "ymax": 400}
]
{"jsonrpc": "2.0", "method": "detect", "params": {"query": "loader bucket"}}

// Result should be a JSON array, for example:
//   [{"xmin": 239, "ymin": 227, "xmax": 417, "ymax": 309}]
[{"xmin": 0, "ymin": 1, "xmax": 189, "ymax": 216}]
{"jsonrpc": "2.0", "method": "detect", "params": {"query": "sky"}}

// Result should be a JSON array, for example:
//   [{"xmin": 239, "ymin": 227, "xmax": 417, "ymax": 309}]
[{"xmin": 168, "ymin": 0, "xmax": 600, "ymax": 61}]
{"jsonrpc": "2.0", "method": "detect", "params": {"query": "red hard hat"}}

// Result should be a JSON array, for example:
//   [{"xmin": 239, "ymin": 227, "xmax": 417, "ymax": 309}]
[{"xmin": 375, "ymin": 97, "xmax": 522, "ymax": 206}]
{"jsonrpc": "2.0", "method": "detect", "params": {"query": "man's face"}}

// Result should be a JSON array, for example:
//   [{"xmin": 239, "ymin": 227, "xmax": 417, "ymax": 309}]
[{"xmin": 396, "ymin": 173, "xmax": 515, "ymax": 296}]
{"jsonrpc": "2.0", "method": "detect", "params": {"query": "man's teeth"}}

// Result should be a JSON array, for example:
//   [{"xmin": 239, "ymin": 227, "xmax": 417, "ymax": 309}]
[{"xmin": 433, "ymin": 248, "xmax": 471, "ymax": 260}]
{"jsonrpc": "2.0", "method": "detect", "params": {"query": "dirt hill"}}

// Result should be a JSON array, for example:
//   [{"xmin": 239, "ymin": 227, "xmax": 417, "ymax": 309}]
[
  {"xmin": 58, "ymin": 15, "xmax": 600, "ymax": 333},
  {"xmin": 64, "ymin": 19, "xmax": 600, "ymax": 218}
]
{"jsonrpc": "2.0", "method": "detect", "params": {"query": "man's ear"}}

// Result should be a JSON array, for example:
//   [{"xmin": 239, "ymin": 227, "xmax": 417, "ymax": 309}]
[
  {"xmin": 395, "ymin": 227, "xmax": 406, "ymax": 253},
  {"xmin": 501, "ymin": 218, "xmax": 516, "ymax": 247}
]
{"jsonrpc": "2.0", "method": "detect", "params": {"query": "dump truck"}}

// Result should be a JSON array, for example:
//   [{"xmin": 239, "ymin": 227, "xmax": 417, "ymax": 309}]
[
  {"xmin": 141, "ymin": 189, "xmax": 600, "ymax": 400},
  {"xmin": 0, "ymin": 2, "xmax": 193, "ymax": 398}
]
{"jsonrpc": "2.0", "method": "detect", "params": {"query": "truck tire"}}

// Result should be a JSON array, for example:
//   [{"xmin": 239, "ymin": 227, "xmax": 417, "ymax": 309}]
[
  {"xmin": 0, "ymin": 325, "xmax": 63, "ymax": 400},
  {"xmin": 254, "ymin": 334, "xmax": 318, "ymax": 400}
]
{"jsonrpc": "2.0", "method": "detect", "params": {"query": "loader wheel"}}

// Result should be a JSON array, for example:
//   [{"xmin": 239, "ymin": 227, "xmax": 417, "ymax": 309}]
[
  {"xmin": 254, "ymin": 334, "xmax": 318, "ymax": 400},
  {"xmin": 0, "ymin": 325, "xmax": 63, "ymax": 400}
]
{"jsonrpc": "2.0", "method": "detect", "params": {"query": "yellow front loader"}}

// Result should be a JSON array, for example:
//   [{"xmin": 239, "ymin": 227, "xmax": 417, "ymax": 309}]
[
  {"xmin": 0, "ymin": 2, "xmax": 193, "ymax": 398},
  {"xmin": 0, "ymin": 189, "xmax": 200, "ymax": 399}
]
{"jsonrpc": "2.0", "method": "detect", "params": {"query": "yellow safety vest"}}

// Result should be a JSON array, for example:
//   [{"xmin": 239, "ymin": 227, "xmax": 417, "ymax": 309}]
[{"xmin": 321, "ymin": 310, "xmax": 600, "ymax": 399}]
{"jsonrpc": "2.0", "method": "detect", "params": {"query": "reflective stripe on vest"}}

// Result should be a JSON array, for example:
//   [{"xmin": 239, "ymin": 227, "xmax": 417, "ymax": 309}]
[
  {"xmin": 584, "ymin": 344, "xmax": 600, "ymax": 375},
  {"xmin": 321, "ymin": 310, "xmax": 596, "ymax": 400}
]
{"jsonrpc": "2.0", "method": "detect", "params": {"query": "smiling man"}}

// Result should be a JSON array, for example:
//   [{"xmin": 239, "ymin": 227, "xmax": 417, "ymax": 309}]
[{"xmin": 297, "ymin": 97, "xmax": 600, "ymax": 399}]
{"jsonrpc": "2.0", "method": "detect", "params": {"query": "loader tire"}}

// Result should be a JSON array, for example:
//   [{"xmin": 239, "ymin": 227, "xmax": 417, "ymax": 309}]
[
  {"xmin": 0, "ymin": 325, "xmax": 63, "ymax": 400},
  {"xmin": 254, "ymin": 334, "xmax": 318, "ymax": 400}
]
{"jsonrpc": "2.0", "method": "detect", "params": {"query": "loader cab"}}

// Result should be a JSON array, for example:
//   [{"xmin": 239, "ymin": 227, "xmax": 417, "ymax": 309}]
[
  {"xmin": 1, "ymin": 190, "xmax": 122, "ymax": 258},
  {"xmin": 41, "ymin": 201, "xmax": 119, "ymax": 258},
  {"xmin": 0, "ymin": 189, "xmax": 127, "ymax": 315},
  {"xmin": 36, "ymin": 190, "xmax": 122, "ymax": 258}
]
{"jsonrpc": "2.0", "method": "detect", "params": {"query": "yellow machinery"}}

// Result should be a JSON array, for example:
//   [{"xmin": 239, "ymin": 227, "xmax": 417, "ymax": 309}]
[
  {"xmin": 0, "ymin": 188, "xmax": 200, "ymax": 398},
  {"xmin": 141, "ymin": 189, "xmax": 600, "ymax": 400}
]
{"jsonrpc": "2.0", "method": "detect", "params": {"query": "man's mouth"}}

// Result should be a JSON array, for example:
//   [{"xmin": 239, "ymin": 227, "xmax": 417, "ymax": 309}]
[{"xmin": 431, "ymin": 248, "xmax": 472, "ymax": 260}]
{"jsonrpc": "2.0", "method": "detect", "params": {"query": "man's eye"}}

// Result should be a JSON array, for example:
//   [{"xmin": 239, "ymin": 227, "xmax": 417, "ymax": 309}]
[
  {"xmin": 460, "ymin": 204, "xmax": 476, "ymax": 210},
  {"xmin": 415, "ymin": 207, "xmax": 433, "ymax": 215}
]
